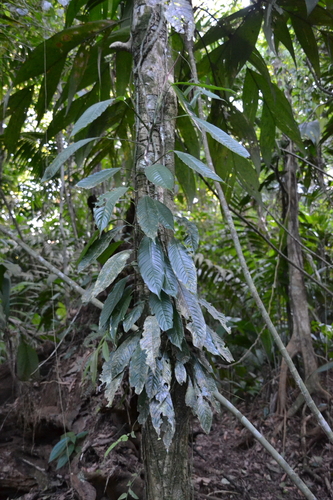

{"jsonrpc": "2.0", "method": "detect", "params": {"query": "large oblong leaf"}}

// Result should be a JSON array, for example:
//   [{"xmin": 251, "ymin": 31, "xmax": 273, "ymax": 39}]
[
  {"xmin": 140, "ymin": 316, "xmax": 161, "ymax": 374},
  {"xmin": 175, "ymin": 151, "xmax": 222, "ymax": 182},
  {"xmin": 71, "ymin": 99, "xmax": 114, "ymax": 136},
  {"xmin": 179, "ymin": 284, "xmax": 206, "ymax": 348},
  {"xmin": 168, "ymin": 237, "xmax": 197, "ymax": 293},
  {"xmin": 17, "ymin": 341, "xmax": 39, "ymax": 381},
  {"xmin": 94, "ymin": 187, "xmax": 128, "ymax": 232},
  {"xmin": 138, "ymin": 237, "xmax": 165, "ymax": 297},
  {"xmin": 145, "ymin": 164, "xmax": 174, "ymax": 190},
  {"xmin": 137, "ymin": 196, "xmax": 159, "ymax": 239},
  {"xmin": 193, "ymin": 117, "xmax": 250, "ymax": 158},
  {"xmin": 77, "ymin": 228, "xmax": 120, "ymax": 272},
  {"xmin": 149, "ymin": 292, "xmax": 173, "ymax": 331},
  {"xmin": 76, "ymin": 168, "xmax": 121, "ymax": 189},
  {"xmin": 99, "ymin": 277, "xmax": 128, "ymax": 329},
  {"xmin": 42, "ymin": 138, "xmax": 97, "ymax": 182},
  {"xmin": 123, "ymin": 302, "xmax": 145, "ymax": 333},
  {"xmin": 155, "ymin": 200, "xmax": 174, "ymax": 231},
  {"xmin": 129, "ymin": 343, "xmax": 149, "ymax": 395},
  {"xmin": 89, "ymin": 250, "xmax": 132, "ymax": 300},
  {"xmin": 14, "ymin": 20, "xmax": 115, "ymax": 85},
  {"xmin": 111, "ymin": 333, "xmax": 140, "ymax": 379}
]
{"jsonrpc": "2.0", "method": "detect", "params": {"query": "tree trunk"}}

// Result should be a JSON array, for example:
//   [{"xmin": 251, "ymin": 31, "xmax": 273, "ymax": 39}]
[
  {"xmin": 131, "ymin": 2, "xmax": 191, "ymax": 498},
  {"xmin": 142, "ymin": 383, "xmax": 191, "ymax": 500},
  {"xmin": 278, "ymin": 143, "xmax": 328, "ymax": 414}
]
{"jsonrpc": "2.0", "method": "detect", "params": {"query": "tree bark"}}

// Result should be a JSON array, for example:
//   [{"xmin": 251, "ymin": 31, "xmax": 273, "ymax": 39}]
[
  {"xmin": 278, "ymin": 143, "xmax": 329, "ymax": 414},
  {"xmin": 131, "ymin": 2, "xmax": 191, "ymax": 498},
  {"xmin": 142, "ymin": 383, "xmax": 191, "ymax": 500}
]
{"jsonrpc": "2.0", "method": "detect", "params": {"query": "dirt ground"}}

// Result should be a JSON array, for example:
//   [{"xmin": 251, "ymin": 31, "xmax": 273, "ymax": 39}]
[{"xmin": 0, "ymin": 316, "xmax": 332, "ymax": 500}]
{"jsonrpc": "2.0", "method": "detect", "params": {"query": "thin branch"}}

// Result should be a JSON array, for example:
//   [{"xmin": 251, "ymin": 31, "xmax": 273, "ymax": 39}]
[
  {"xmin": 185, "ymin": 35, "xmax": 333, "ymax": 444},
  {"xmin": 0, "ymin": 225, "xmax": 103, "ymax": 310},
  {"xmin": 213, "ymin": 391, "xmax": 317, "ymax": 500},
  {"xmin": 200, "ymin": 175, "xmax": 333, "ymax": 296},
  {"xmin": 280, "ymin": 147, "xmax": 333, "ymax": 180}
]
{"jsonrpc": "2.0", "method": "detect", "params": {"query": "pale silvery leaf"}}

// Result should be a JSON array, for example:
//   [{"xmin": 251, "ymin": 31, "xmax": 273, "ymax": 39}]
[
  {"xmin": 175, "ymin": 361, "xmax": 187, "ymax": 385},
  {"xmin": 140, "ymin": 316, "xmax": 161, "ymax": 374},
  {"xmin": 129, "ymin": 343, "xmax": 149, "ymax": 395},
  {"xmin": 111, "ymin": 333, "xmax": 140, "ymax": 379},
  {"xmin": 89, "ymin": 250, "xmax": 131, "ymax": 299},
  {"xmin": 199, "ymin": 298, "xmax": 231, "ymax": 334}
]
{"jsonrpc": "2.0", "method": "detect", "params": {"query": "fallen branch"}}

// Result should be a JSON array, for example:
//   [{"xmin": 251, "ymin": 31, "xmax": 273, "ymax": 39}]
[
  {"xmin": 0, "ymin": 225, "xmax": 103, "ymax": 310},
  {"xmin": 214, "ymin": 391, "xmax": 317, "ymax": 500}
]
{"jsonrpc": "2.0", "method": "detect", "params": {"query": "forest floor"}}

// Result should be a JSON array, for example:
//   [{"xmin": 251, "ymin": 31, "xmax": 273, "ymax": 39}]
[{"xmin": 0, "ymin": 309, "xmax": 332, "ymax": 500}]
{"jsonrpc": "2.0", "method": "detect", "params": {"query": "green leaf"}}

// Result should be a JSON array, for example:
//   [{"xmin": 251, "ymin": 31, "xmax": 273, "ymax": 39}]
[
  {"xmin": 105, "ymin": 434, "xmax": 129, "ymax": 458},
  {"xmin": 138, "ymin": 237, "xmax": 165, "ymax": 297},
  {"xmin": 111, "ymin": 334, "xmax": 140, "ymax": 379},
  {"xmin": 56, "ymin": 448, "xmax": 73, "ymax": 469},
  {"xmin": 42, "ymin": 138, "xmax": 97, "ymax": 182},
  {"xmin": 123, "ymin": 303, "xmax": 145, "ymax": 333},
  {"xmin": 149, "ymin": 292, "xmax": 173, "ymax": 331},
  {"xmin": 76, "ymin": 168, "xmax": 121, "ymax": 189},
  {"xmin": 87, "ymin": 250, "xmax": 131, "ymax": 300},
  {"xmin": 249, "ymin": 70, "xmax": 304, "ymax": 150},
  {"xmin": 242, "ymin": 69, "xmax": 259, "ymax": 124},
  {"xmin": 291, "ymin": 12, "xmax": 320, "ymax": 75},
  {"xmin": 177, "ymin": 216, "xmax": 199, "ymax": 253},
  {"xmin": 193, "ymin": 87, "xmax": 223, "ymax": 102},
  {"xmin": 109, "ymin": 288, "xmax": 133, "ymax": 342},
  {"xmin": 260, "ymin": 102, "xmax": 276, "ymax": 167},
  {"xmin": 94, "ymin": 187, "xmax": 128, "ymax": 232},
  {"xmin": 99, "ymin": 277, "xmax": 128, "ymax": 328},
  {"xmin": 16, "ymin": 341, "xmax": 39, "ymax": 381},
  {"xmin": 154, "ymin": 200, "xmax": 174, "ymax": 231},
  {"xmin": 129, "ymin": 343, "xmax": 149, "ymax": 395},
  {"xmin": 71, "ymin": 99, "xmax": 114, "ymax": 136},
  {"xmin": 145, "ymin": 164, "xmax": 174, "ymax": 190},
  {"xmin": 168, "ymin": 238, "xmax": 197, "ymax": 293},
  {"xmin": 162, "ymin": 257, "xmax": 178, "ymax": 297},
  {"xmin": 137, "ymin": 196, "xmax": 159, "ymax": 240},
  {"xmin": 49, "ymin": 437, "xmax": 70, "ymax": 462},
  {"xmin": 77, "ymin": 228, "xmax": 120, "ymax": 272},
  {"xmin": 166, "ymin": 309, "xmax": 184, "ymax": 349},
  {"xmin": 192, "ymin": 117, "xmax": 250, "ymax": 159},
  {"xmin": 4, "ymin": 86, "xmax": 33, "ymax": 155},
  {"xmin": 174, "ymin": 151, "xmax": 222, "ymax": 182},
  {"xmin": 67, "ymin": 43, "xmax": 91, "ymax": 113},
  {"xmin": 140, "ymin": 316, "xmax": 161, "ymax": 374},
  {"xmin": 174, "ymin": 82, "xmax": 234, "ymax": 92},
  {"xmin": 128, "ymin": 489, "xmax": 139, "ymax": 500},
  {"xmin": 234, "ymin": 156, "xmax": 261, "ymax": 203},
  {"xmin": 14, "ymin": 21, "xmax": 115, "ymax": 85}
]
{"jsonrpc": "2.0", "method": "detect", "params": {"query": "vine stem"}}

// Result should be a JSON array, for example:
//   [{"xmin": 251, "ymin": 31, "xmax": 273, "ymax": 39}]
[{"xmin": 184, "ymin": 36, "xmax": 333, "ymax": 444}]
